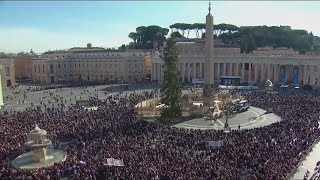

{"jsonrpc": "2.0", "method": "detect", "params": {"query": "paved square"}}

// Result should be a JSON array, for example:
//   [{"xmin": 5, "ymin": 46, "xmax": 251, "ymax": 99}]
[{"xmin": 173, "ymin": 106, "xmax": 281, "ymax": 130}]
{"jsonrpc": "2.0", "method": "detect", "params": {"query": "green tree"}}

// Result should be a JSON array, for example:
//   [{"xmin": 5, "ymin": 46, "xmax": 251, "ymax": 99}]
[
  {"xmin": 160, "ymin": 37, "xmax": 182, "ymax": 123},
  {"xmin": 171, "ymin": 31, "xmax": 183, "ymax": 38},
  {"xmin": 128, "ymin": 32, "xmax": 139, "ymax": 44},
  {"xmin": 118, "ymin": 44, "xmax": 126, "ymax": 51}
]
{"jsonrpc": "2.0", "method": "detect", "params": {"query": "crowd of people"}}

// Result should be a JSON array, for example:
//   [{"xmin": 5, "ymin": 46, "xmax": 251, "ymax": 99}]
[{"xmin": 0, "ymin": 88, "xmax": 320, "ymax": 179}]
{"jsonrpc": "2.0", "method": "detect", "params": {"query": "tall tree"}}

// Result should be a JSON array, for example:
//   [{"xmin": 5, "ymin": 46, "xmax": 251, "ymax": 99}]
[
  {"xmin": 160, "ymin": 37, "xmax": 182, "ymax": 123},
  {"xmin": 128, "ymin": 32, "xmax": 139, "ymax": 44}
]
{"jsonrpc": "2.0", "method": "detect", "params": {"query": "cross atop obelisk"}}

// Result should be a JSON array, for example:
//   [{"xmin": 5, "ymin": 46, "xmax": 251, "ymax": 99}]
[{"xmin": 203, "ymin": 0, "xmax": 215, "ymax": 100}]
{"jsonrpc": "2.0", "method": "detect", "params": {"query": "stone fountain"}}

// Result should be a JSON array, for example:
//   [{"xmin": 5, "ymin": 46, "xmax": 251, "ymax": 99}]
[{"xmin": 11, "ymin": 125, "xmax": 67, "ymax": 170}]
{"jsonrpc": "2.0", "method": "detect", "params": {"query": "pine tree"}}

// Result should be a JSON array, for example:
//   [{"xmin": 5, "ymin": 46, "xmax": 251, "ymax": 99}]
[{"xmin": 160, "ymin": 37, "xmax": 182, "ymax": 123}]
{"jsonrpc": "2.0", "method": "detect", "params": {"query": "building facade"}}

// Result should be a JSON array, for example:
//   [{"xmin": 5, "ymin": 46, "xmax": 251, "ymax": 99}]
[
  {"xmin": 29, "ymin": 42, "xmax": 320, "ymax": 87},
  {"xmin": 14, "ymin": 52, "xmax": 37, "ymax": 81},
  {"xmin": 151, "ymin": 41, "xmax": 320, "ymax": 86},
  {"xmin": 151, "ymin": 12, "xmax": 320, "ymax": 87},
  {"xmin": 30, "ymin": 44, "xmax": 152, "ymax": 84},
  {"xmin": 0, "ymin": 58, "xmax": 16, "ymax": 88}
]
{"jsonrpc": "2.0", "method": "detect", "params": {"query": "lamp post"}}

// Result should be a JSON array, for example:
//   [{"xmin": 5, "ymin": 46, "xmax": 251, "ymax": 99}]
[
  {"xmin": 224, "ymin": 106, "xmax": 230, "ymax": 128},
  {"xmin": 224, "ymin": 111, "xmax": 229, "ymax": 128}
]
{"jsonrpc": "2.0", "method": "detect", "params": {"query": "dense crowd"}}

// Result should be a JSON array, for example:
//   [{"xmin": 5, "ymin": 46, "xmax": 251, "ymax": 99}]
[{"xmin": 0, "ymin": 89, "xmax": 320, "ymax": 179}]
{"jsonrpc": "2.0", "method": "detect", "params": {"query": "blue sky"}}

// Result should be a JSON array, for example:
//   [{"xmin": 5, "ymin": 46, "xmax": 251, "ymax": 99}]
[{"xmin": 0, "ymin": 1, "xmax": 320, "ymax": 53}]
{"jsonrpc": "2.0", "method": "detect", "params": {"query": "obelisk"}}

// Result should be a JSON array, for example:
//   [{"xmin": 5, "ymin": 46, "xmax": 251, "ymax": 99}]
[{"xmin": 203, "ymin": 0, "xmax": 215, "ymax": 108}]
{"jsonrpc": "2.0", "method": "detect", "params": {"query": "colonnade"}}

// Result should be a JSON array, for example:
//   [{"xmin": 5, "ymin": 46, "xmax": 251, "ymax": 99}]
[{"xmin": 152, "ymin": 61, "xmax": 320, "ymax": 86}]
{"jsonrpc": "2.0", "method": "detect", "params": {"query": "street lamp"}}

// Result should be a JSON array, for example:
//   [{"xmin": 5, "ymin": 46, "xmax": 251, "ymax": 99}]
[{"xmin": 224, "ymin": 110, "xmax": 229, "ymax": 128}]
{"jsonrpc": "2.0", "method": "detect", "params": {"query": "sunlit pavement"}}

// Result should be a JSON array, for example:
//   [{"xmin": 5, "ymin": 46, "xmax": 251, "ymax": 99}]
[{"xmin": 0, "ymin": 84, "xmax": 156, "ymax": 112}]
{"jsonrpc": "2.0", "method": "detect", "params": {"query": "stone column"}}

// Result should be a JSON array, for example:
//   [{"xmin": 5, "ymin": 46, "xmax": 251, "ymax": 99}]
[
  {"xmin": 212, "ymin": 62, "xmax": 215, "ymax": 82},
  {"xmin": 230, "ymin": 63, "xmax": 233, "ymax": 76},
  {"xmin": 182, "ymin": 63, "xmax": 185, "ymax": 82},
  {"xmin": 242, "ymin": 63, "xmax": 245, "ymax": 82},
  {"xmin": 307, "ymin": 65, "xmax": 310, "ymax": 85},
  {"xmin": 261, "ymin": 64, "xmax": 264, "ymax": 82},
  {"xmin": 154, "ymin": 63, "xmax": 157, "ymax": 81},
  {"xmin": 315, "ymin": 66, "xmax": 318, "ymax": 86},
  {"xmin": 235, "ymin": 63, "xmax": 239, "ymax": 77},
  {"xmin": 217, "ymin": 63, "xmax": 220, "ymax": 80},
  {"xmin": 248, "ymin": 63, "xmax": 251, "ymax": 84},
  {"xmin": 195, "ymin": 63, "xmax": 197, "ymax": 78},
  {"xmin": 254, "ymin": 63, "xmax": 258, "ymax": 83},
  {"xmin": 200, "ymin": 62, "xmax": 203, "ymax": 79},
  {"xmin": 273, "ymin": 64, "xmax": 277, "ymax": 83},
  {"xmin": 227, "ymin": 63, "xmax": 229, "ymax": 76},
  {"xmin": 223, "ymin": 63, "xmax": 227, "ymax": 76},
  {"xmin": 317, "ymin": 65, "xmax": 320, "ymax": 86},
  {"xmin": 193, "ymin": 63, "xmax": 196, "ymax": 80},
  {"xmin": 310, "ymin": 66, "xmax": 315, "ymax": 85},
  {"xmin": 156, "ymin": 63, "xmax": 159, "ymax": 82},
  {"xmin": 151, "ymin": 64, "xmax": 154, "ymax": 81},
  {"xmin": 187, "ymin": 63, "xmax": 191, "ymax": 82},
  {"xmin": 158, "ymin": 63, "xmax": 161, "ymax": 82},
  {"xmin": 305, "ymin": 65, "xmax": 308, "ymax": 85},
  {"xmin": 267, "ymin": 64, "xmax": 271, "ymax": 80}
]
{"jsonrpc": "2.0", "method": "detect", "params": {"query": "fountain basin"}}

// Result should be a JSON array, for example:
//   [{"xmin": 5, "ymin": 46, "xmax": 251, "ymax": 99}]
[{"xmin": 11, "ymin": 149, "xmax": 67, "ymax": 170}]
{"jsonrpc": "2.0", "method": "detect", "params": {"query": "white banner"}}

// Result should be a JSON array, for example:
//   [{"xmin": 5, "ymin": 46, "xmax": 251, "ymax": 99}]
[
  {"xmin": 206, "ymin": 140, "xmax": 223, "ymax": 148},
  {"xmin": 103, "ymin": 158, "xmax": 125, "ymax": 167}
]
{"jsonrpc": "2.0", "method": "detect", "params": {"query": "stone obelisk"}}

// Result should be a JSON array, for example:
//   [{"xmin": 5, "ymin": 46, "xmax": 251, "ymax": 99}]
[{"xmin": 203, "ymin": 1, "xmax": 215, "ymax": 108}]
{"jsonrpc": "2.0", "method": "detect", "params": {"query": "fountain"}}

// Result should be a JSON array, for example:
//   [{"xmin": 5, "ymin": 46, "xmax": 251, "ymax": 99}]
[{"xmin": 11, "ymin": 125, "xmax": 67, "ymax": 170}]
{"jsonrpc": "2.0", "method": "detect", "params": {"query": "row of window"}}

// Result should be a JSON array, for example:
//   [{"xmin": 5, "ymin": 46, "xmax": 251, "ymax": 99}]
[
  {"xmin": 55, "ymin": 74, "xmax": 143, "ymax": 79},
  {"xmin": 46, "ymin": 59, "xmax": 143, "ymax": 65},
  {"xmin": 34, "ymin": 62, "xmax": 145, "ymax": 74},
  {"xmin": 56, "ymin": 70, "xmax": 143, "ymax": 75},
  {"xmin": 46, "ymin": 53, "xmax": 144, "ymax": 59},
  {"xmin": 56, "ymin": 63, "xmax": 143, "ymax": 69},
  {"xmin": 34, "ymin": 73, "xmax": 145, "ymax": 82}
]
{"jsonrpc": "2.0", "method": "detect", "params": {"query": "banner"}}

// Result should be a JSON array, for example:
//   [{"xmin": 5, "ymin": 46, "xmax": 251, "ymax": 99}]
[
  {"xmin": 83, "ymin": 106, "xmax": 98, "ymax": 111},
  {"xmin": 206, "ymin": 140, "xmax": 224, "ymax": 148},
  {"xmin": 292, "ymin": 66, "xmax": 299, "ymax": 84},
  {"xmin": 104, "ymin": 158, "xmax": 125, "ymax": 167},
  {"xmin": 279, "ymin": 65, "xmax": 286, "ymax": 84}
]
